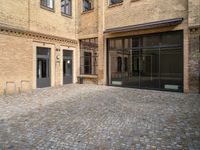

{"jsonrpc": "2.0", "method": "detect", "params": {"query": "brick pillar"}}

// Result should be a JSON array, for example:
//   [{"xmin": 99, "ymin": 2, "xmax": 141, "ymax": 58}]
[{"xmin": 189, "ymin": 27, "xmax": 200, "ymax": 93}]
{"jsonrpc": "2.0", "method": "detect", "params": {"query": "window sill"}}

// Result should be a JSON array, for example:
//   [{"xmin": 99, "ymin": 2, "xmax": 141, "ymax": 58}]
[
  {"xmin": 81, "ymin": 9, "xmax": 94, "ymax": 15},
  {"xmin": 130, "ymin": 0, "xmax": 140, "ymax": 2},
  {"xmin": 78, "ymin": 75, "xmax": 98, "ymax": 78},
  {"xmin": 40, "ymin": 5, "xmax": 55, "ymax": 12},
  {"xmin": 108, "ymin": 2, "xmax": 123, "ymax": 8},
  {"xmin": 61, "ymin": 13, "xmax": 72, "ymax": 18}
]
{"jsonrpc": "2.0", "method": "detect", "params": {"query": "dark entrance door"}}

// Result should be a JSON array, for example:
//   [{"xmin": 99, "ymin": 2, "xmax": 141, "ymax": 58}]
[
  {"xmin": 37, "ymin": 47, "xmax": 51, "ymax": 88},
  {"xmin": 63, "ymin": 50, "xmax": 73, "ymax": 84}
]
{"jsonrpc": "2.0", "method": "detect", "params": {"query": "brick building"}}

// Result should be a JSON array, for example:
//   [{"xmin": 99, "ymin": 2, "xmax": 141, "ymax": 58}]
[{"xmin": 0, "ymin": 0, "xmax": 199, "ymax": 94}]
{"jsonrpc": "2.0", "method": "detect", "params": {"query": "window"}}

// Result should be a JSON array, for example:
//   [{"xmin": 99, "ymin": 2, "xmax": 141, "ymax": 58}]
[
  {"xmin": 61, "ymin": 0, "xmax": 72, "ymax": 16},
  {"xmin": 109, "ymin": 0, "xmax": 123, "ymax": 5},
  {"xmin": 80, "ymin": 38, "xmax": 98, "ymax": 75},
  {"xmin": 41, "ymin": 0, "xmax": 54, "ymax": 9},
  {"xmin": 84, "ymin": 52, "xmax": 92, "ymax": 74},
  {"xmin": 117, "ymin": 57, "xmax": 122, "ymax": 72},
  {"xmin": 83, "ymin": 0, "xmax": 93, "ymax": 12}
]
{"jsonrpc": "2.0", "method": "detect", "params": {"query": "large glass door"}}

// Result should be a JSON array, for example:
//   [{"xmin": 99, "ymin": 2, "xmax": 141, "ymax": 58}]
[
  {"xmin": 108, "ymin": 31, "xmax": 183, "ymax": 92},
  {"xmin": 37, "ymin": 47, "xmax": 51, "ymax": 88}
]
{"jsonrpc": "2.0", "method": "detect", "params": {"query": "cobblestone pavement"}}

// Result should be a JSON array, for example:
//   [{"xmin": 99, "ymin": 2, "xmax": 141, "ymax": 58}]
[{"xmin": 0, "ymin": 84, "xmax": 200, "ymax": 150}]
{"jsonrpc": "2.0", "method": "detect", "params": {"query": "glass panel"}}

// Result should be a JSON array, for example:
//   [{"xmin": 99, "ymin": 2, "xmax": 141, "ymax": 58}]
[
  {"xmin": 63, "ymin": 51, "xmax": 72, "ymax": 77},
  {"xmin": 84, "ymin": 52, "xmax": 92, "ymax": 74},
  {"xmin": 161, "ymin": 31, "xmax": 182, "ymax": 46},
  {"xmin": 63, "ymin": 60, "xmax": 66, "ymax": 76},
  {"xmin": 124, "ymin": 38, "xmax": 130, "ymax": 49},
  {"xmin": 66, "ymin": 60, "xmax": 72, "ymax": 75},
  {"xmin": 66, "ymin": 0, "xmax": 71, "ymax": 15},
  {"xmin": 46, "ymin": 0, "xmax": 53, "ymax": 8},
  {"xmin": 83, "ymin": 0, "xmax": 92, "ymax": 11},
  {"xmin": 110, "ymin": 0, "xmax": 123, "ymax": 5},
  {"xmin": 160, "ymin": 48, "xmax": 183, "ymax": 91},
  {"xmin": 37, "ymin": 47, "xmax": 49, "ymax": 55},
  {"xmin": 109, "ymin": 51, "xmax": 123, "ymax": 85},
  {"xmin": 140, "ymin": 49, "xmax": 159, "ymax": 89},
  {"xmin": 132, "ymin": 37, "xmax": 140, "ymax": 48},
  {"xmin": 109, "ymin": 39, "xmax": 115, "ymax": 50},
  {"xmin": 117, "ymin": 57, "xmax": 122, "ymax": 72},
  {"xmin": 115, "ymin": 39, "xmax": 123, "ymax": 50},
  {"xmin": 37, "ymin": 59, "xmax": 49, "ymax": 79},
  {"xmin": 143, "ymin": 35, "xmax": 160, "ymax": 47},
  {"xmin": 123, "ymin": 50, "xmax": 140, "ymax": 88}
]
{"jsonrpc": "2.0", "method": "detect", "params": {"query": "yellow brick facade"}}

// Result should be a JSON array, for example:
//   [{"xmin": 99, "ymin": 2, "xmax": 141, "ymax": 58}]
[{"xmin": 0, "ymin": 0, "xmax": 199, "ymax": 94}]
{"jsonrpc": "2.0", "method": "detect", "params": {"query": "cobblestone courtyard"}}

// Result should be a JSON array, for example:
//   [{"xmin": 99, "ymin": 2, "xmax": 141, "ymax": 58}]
[{"xmin": 0, "ymin": 84, "xmax": 200, "ymax": 150}]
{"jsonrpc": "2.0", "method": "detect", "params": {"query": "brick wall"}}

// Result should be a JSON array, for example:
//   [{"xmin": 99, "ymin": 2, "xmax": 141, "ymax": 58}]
[
  {"xmin": 104, "ymin": 0, "xmax": 188, "ymax": 29},
  {"xmin": 0, "ymin": 34, "xmax": 32, "ymax": 94},
  {"xmin": 188, "ymin": 0, "xmax": 200, "ymax": 27}
]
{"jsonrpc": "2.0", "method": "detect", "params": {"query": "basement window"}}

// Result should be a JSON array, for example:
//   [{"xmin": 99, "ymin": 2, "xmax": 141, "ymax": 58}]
[
  {"xmin": 109, "ymin": 0, "xmax": 123, "ymax": 5},
  {"xmin": 61, "ymin": 0, "xmax": 72, "ymax": 16},
  {"xmin": 41, "ymin": 0, "xmax": 54, "ymax": 10},
  {"xmin": 83, "ymin": 0, "xmax": 94, "ymax": 12}
]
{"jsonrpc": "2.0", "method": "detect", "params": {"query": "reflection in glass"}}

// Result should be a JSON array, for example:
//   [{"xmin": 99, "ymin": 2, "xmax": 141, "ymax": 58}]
[{"xmin": 108, "ymin": 31, "xmax": 183, "ymax": 92}]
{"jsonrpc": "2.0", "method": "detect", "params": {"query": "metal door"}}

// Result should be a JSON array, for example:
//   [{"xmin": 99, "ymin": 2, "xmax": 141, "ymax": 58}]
[
  {"xmin": 63, "ymin": 50, "xmax": 73, "ymax": 84},
  {"xmin": 37, "ymin": 47, "xmax": 51, "ymax": 88}
]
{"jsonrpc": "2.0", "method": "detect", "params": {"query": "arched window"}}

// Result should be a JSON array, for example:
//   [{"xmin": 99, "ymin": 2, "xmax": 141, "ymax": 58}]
[{"xmin": 117, "ymin": 56, "xmax": 122, "ymax": 72}]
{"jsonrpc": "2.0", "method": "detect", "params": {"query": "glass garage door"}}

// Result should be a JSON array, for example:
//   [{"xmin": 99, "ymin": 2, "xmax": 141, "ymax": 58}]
[{"xmin": 108, "ymin": 31, "xmax": 183, "ymax": 92}]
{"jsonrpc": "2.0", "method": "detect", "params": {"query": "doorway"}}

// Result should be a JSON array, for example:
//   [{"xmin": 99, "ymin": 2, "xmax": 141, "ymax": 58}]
[
  {"xmin": 63, "ymin": 50, "xmax": 73, "ymax": 84},
  {"xmin": 37, "ymin": 47, "xmax": 51, "ymax": 88}
]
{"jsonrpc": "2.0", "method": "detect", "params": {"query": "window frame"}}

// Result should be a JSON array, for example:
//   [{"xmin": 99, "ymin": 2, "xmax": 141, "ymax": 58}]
[
  {"xmin": 61, "ymin": 0, "xmax": 72, "ymax": 16},
  {"xmin": 40, "ymin": 0, "xmax": 55, "ymax": 11},
  {"xmin": 80, "ymin": 38, "xmax": 98, "ymax": 75}
]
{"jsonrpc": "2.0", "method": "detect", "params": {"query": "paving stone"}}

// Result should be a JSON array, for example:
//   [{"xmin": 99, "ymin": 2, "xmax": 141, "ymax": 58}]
[{"xmin": 0, "ymin": 84, "xmax": 199, "ymax": 149}]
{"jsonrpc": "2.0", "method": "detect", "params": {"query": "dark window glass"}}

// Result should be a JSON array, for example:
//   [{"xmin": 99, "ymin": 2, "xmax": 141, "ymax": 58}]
[
  {"xmin": 132, "ymin": 37, "xmax": 140, "ymax": 48},
  {"xmin": 80, "ymin": 38, "xmax": 98, "ymax": 75},
  {"xmin": 160, "ymin": 48, "xmax": 183, "ymax": 91},
  {"xmin": 110, "ymin": 0, "xmax": 123, "ymax": 5},
  {"xmin": 143, "ymin": 35, "xmax": 160, "ymax": 47},
  {"xmin": 161, "ymin": 31, "xmax": 182, "ymax": 46},
  {"xmin": 140, "ymin": 49, "xmax": 160, "ymax": 89},
  {"xmin": 84, "ymin": 52, "xmax": 92, "ymax": 74},
  {"xmin": 61, "ymin": 0, "xmax": 72, "ymax": 16},
  {"xmin": 41, "ymin": 0, "xmax": 54, "ymax": 9},
  {"xmin": 83, "ymin": 0, "xmax": 93, "ymax": 12}
]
